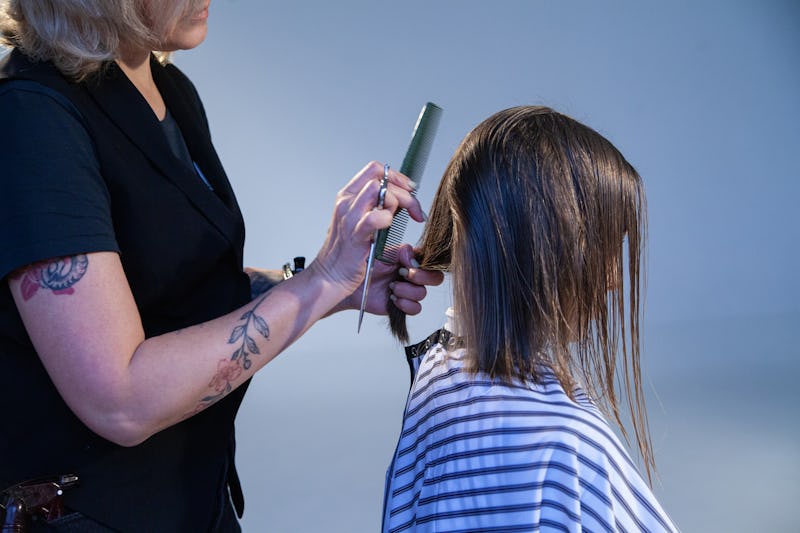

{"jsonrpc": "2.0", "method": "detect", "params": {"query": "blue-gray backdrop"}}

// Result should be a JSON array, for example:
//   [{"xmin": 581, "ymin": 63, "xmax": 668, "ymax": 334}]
[{"xmin": 172, "ymin": 1, "xmax": 798, "ymax": 531}]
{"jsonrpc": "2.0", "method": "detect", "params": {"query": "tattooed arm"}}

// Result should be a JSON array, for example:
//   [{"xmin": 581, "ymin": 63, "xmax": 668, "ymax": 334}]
[
  {"xmin": 10, "ymin": 250, "xmax": 351, "ymax": 446},
  {"xmin": 8, "ymin": 162, "xmax": 442, "ymax": 447},
  {"xmin": 11, "ymin": 255, "xmax": 90, "ymax": 300}
]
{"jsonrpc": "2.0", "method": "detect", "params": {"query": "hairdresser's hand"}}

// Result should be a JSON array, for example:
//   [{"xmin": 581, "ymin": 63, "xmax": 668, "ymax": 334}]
[
  {"xmin": 311, "ymin": 161, "xmax": 424, "ymax": 302},
  {"xmin": 365, "ymin": 244, "xmax": 444, "ymax": 315},
  {"xmin": 243, "ymin": 267, "xmax": 284, "ymax": 299}
]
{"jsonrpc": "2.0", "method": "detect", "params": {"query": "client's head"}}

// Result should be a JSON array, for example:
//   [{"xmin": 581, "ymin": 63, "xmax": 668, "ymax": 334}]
[{"xmin": 405, "ymin": 105, "xmax": 652, "ymax": 475}]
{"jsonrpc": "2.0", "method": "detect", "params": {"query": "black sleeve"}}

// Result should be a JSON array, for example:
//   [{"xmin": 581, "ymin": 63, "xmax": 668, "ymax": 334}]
[{"xmin": 0, "ymin": 81, "xmax": 119, "ymax": 279}]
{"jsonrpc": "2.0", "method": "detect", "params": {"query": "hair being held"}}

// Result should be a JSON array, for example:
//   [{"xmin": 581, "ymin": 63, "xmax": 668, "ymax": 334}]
[{"xmin": 393, "ymin": 106, "xmax": 654, "ymax": 480}]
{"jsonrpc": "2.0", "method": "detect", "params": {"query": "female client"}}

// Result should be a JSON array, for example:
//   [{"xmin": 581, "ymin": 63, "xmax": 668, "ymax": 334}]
[{"xmin": 383, "ymin": 106, "xmax": 678, "ymax": 532}]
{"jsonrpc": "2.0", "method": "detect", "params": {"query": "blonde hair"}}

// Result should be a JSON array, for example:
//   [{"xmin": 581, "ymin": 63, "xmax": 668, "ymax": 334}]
[
  {"xmin": 394, "ymin": 106, "xmax": 655, "ymax": 481},
  {"xmin": 0, "ymin": 0, "xmax": 194, "ymax": 80}
]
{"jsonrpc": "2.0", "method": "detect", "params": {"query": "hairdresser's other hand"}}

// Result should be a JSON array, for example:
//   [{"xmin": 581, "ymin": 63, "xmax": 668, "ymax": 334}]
[
  {"xmin": 310, "ymin": 161, "xmax": 423, "ymax": 301},
  {"xmin": 243, "ymin": 267, "xmax": 284, "ymax": 299},
  {"xmin": 367, "ymin": 243, "xmax": 444, "ymax": 315}
]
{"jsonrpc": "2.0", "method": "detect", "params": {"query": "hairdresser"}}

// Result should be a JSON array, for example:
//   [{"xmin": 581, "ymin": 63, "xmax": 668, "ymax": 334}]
[{"xmin": 0, "ymin": 1, "xmax": 443, "ymax": 531}]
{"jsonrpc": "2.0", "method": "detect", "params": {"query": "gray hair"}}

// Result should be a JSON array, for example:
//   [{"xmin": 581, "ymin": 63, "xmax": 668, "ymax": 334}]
[{"xmin": 0, "ymin": 0, "xmax": 191, "ymax": 80}]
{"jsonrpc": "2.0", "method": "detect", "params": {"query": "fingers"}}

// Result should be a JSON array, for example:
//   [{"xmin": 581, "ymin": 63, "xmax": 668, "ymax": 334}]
[
  {"xmin": 382, "ymin": 167, "xmax": 424, "ymax": 222},
  {"xmin": 395, "ymin": 244, "xmax": 445, "ymax": 287},
  {"xmin": 354, "ymin": 208, "xmax": 393, "ymax": 241},
  {"xmin": 389, "ymin": 280, "xmax": 427, "ymax": 302},
  {"xmin": 348, "ymin": 178, "xmax": 390, "ymax": 241},
  {"xmin": 389, "ymin": 279, "xmax": 424, "ymax": 315},
  {"xmin": 395, "ymin": 245, "xmax": 418, "ymax": 269},
  {"xmin": 383, "ymin": 184, "xmax": 425, "ymax": 223},
  {"xmin": 387, "ymin": 244, "xmax": 444, "ymax": 316},
  {"xmin": 342, "ymin": 161, "xmax": 415, "ymax": 196},
  {"xmin": 342, "ymin": 161, "xmax": 425, "ymax": 221},
  {"xmin": 390, "ymin": 293, "xmax": 422, "ymax": 316},
  {"xmin": 340, "ymin": 161, "xmax": 380, "ymax": 195},
  {"xmin": 399, "ymin": 267, "xmax": 445, "ymax": 287},
  {"xmin": 389, "ymin": 272, "xmax": 442, "ymax": 315}
]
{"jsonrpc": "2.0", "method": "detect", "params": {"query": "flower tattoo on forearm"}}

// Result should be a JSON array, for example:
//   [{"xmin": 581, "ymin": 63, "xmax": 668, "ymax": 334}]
[
  {"xmin": 198, "ymin": 295, "xmax": 270, "ymax": 408},
  {"xmin": 13, "ymin": 255, "xmax": 89, "ymax": 301}
]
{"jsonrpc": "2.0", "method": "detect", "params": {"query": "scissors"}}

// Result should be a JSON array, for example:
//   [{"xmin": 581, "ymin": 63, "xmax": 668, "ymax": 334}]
[{"xmin": 358, "ymin": 164, "xmax": 390, "ymax": 333}]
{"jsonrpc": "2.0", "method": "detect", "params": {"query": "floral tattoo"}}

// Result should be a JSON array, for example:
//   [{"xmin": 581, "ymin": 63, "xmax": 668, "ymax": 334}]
[
  {"xmin": 199, "ymin": 295, "xmax": 270, "ymax": 408},
  {"xmin": 13, "ymin": 255, "xmax": 89, "ymax": 301}
]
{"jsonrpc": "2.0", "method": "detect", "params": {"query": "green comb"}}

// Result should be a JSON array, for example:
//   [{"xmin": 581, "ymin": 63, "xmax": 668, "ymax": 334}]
[{"xmin": 375, "ymin": 102, "xmax": 443, "ymax": 263}]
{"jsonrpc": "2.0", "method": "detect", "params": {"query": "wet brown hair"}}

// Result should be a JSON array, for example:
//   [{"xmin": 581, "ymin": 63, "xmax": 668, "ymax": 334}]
[{"xmin": 392, "ymin": 105, "xmax": 654, "ymax": 480}]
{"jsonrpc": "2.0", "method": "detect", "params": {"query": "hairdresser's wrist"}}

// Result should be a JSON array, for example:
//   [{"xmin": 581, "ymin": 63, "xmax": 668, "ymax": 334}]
[
  {"xmin": 302, "ymin": 260, "xmax": 356, "ymax": 315},
  {"xmin": 318, "ymin": 279, "xmax": 364, "ymax": 317}
]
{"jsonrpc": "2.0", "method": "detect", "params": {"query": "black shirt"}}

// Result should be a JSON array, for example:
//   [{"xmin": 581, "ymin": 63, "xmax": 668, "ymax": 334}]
[
  {"xmin": 161, "ymin": 108, "xmax": 215, "ymax": 190},
  {"xmin": 0, "ymin": 80, "xmax": 119, "ymax": 279},
  {"xmin": 0, "ymin": 50, "xmax": 252, "ymax": 531}
]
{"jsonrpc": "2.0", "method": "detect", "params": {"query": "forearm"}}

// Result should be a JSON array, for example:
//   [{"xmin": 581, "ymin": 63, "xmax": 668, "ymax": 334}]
[
  {"xmin": 12, "ymin": 162, "xmax": 431, "ymax": 446},
  {"xmin": 90, "ymin": 263, "xmax": 345, "ymax": 445}
]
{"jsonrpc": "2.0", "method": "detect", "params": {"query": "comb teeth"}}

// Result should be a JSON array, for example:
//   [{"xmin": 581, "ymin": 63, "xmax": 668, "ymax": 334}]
[{"xmin": 376, "ymin": 102, "xmax": 443, "ymax": 263}]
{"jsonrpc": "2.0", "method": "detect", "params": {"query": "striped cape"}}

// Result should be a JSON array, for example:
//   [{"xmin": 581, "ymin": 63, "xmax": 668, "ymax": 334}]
[{"xmin": 382, "ymin": 329, "xmax": 678, "ymax": 533}]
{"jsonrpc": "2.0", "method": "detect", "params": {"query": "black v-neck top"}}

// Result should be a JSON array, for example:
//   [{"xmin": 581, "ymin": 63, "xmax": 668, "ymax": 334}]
[
  {"xmin": 161, "ymin": 108, "xmax": 214, "ymax": 190},
  {"xmin": 0, "ymin": 49, "xmax": 251, "ymax": 531}
]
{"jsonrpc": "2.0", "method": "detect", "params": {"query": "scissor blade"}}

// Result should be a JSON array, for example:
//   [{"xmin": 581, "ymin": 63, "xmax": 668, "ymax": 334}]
[{"xmin": 357, "ymin": 242, "xmax": 378, "ymax": 332}]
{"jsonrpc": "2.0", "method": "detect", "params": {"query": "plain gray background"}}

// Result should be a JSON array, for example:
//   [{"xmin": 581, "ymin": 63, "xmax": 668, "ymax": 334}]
[{"xmin": 173, "ymin": 1, "xmax": 796, "ymax": 531}]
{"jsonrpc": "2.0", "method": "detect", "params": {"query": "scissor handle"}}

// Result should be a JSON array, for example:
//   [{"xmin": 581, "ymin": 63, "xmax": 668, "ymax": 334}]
[{"xmin": 377, "ymin": 164, "xmax": 389, "ymax": 209}]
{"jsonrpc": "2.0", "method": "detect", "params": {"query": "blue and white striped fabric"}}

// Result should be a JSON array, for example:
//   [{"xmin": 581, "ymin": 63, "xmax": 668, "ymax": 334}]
[{"xmin": 383, "ymin": 331, "xmax": 678, "ymax": 533}]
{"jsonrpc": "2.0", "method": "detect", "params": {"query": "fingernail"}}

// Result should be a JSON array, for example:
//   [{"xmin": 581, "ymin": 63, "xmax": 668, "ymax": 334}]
[
  {"xmin": 389, "ymin": 293, "xmax": 398, "ymax": 302},
  {"xmin": 389, "ymin": 282, "xmax": 396, "ymax": 290},
  {"xmin": 410, "ymin": 258, "xmax": 420, "ymax": 269},
  {"xmin": 408, "ymin": 178, "xmax": 418, "ymax": 190},
  {"xmin": 422, "ymin": 209, "xmax": 429, "ymax": 222},
  {"xmin": 399, "ymin": 267, "xmax": 410, "ymax": 278}
]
